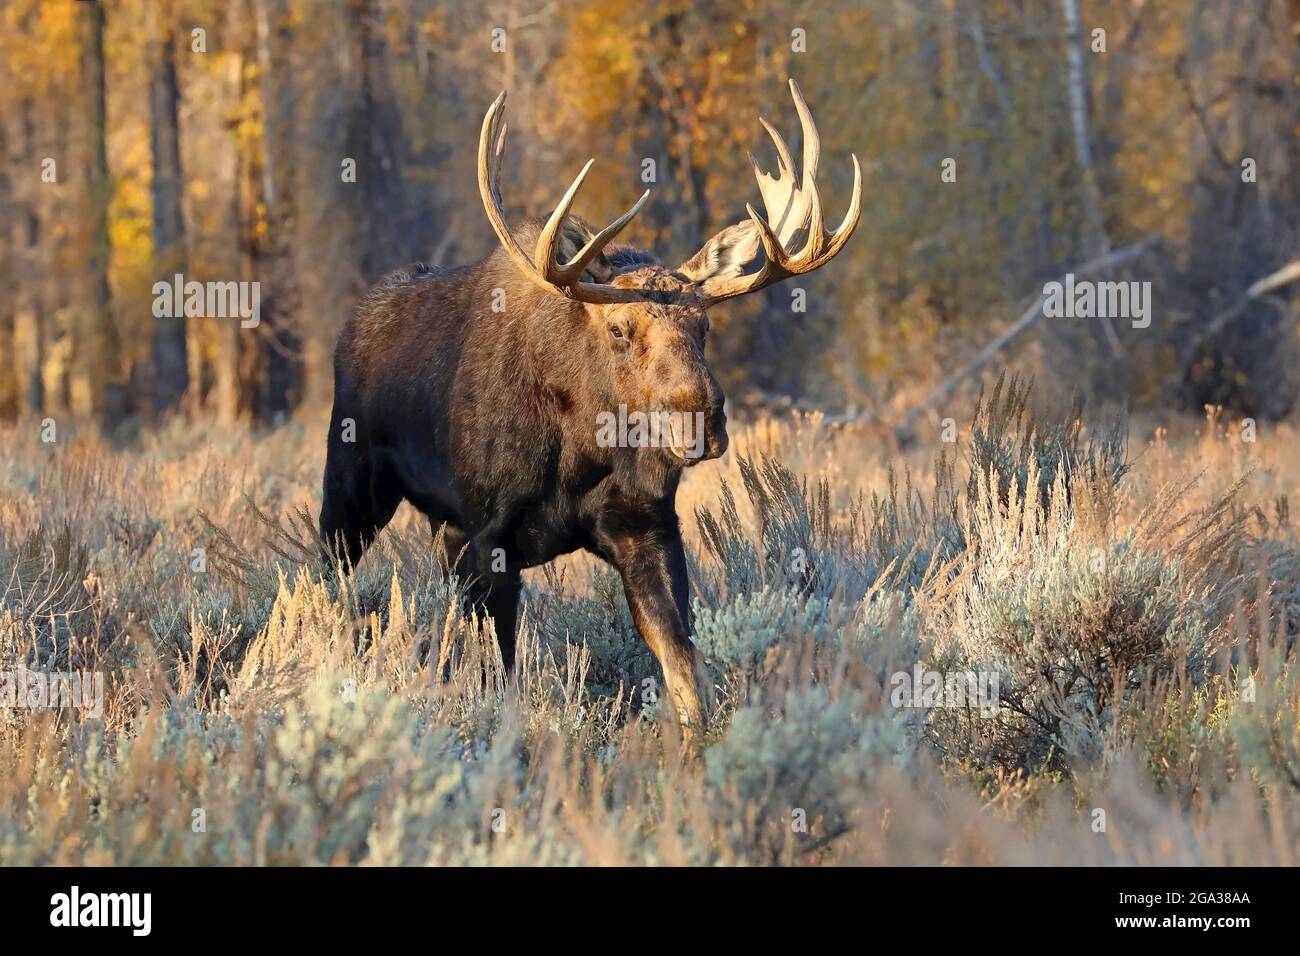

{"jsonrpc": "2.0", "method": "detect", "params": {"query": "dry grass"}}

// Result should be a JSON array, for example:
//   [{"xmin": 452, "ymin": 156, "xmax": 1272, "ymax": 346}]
[{"xmin": 2, "ymin": 378, "xmax": 1299, "ymax": 865}]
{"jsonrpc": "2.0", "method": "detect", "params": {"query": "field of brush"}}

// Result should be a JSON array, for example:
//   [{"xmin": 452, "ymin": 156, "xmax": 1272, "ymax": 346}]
[{"xmin": 2, "ymin": 377, "xmax": 1299, "ymax": 865}]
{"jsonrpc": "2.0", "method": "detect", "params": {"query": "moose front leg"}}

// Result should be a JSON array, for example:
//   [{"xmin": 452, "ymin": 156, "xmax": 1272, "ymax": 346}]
[{"xmin": 606, "ymin": 528, "xmax": 713, "ymax": 737}]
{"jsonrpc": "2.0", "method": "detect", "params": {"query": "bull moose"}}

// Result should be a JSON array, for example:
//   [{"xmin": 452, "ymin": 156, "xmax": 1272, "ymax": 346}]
[{"xmin": 320, "ymin": 80, "xmax": 861, "ymax": 732}]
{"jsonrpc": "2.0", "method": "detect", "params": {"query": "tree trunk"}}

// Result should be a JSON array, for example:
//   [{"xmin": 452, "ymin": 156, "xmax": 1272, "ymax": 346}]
[
  {"xmin": 1060, "ymin": 0, "xmax": 1119, "ymax": 354},
  {"xmin": 345, "ymin": 0, "xmax": 406, "ymax": 281},
  {"xmin": 253, "ymin": 0, "xmax": 302, "ymax": 421},
  {"xmin": 76, "ymin": 0, "xmax": 127, "ymax": 425},
  {"xmin": 1060, "ymin": 0, "xmax": 1110, "ymax": 257},
  {"xmin": 149, "ymin": 0, "xmax": 190, "ymax": 417},
  {"xmin": 15, "ymin": 97, "xmax": 46, "ymax": 416},
  {"xmin": 0, "ymin": 119, "xmax": 14, "ymax": 420}
]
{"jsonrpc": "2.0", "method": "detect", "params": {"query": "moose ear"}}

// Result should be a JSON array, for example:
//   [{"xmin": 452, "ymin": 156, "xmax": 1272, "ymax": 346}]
[
  {"xmin": 676, "ymin": 221, "xmax": 762, "ymax": 284},
  {"xmin": 558, "ymin": 217, "xmax": 617, "ymax": 283}
]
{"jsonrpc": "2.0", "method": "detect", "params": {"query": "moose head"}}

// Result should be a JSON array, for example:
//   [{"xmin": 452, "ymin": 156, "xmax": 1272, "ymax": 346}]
[{"xmin": 476, "ymin": 79, "xmax": 862, "ymax": 467}]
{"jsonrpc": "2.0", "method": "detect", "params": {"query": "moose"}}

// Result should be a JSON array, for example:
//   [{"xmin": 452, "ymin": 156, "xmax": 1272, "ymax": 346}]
[{"xmin": 320, "ymin": 80, "xmax": 860, "ymax": 731}]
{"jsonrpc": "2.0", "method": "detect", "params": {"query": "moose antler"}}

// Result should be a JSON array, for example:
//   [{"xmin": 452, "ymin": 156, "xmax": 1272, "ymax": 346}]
[
  {"xmin": 478, "ymin": 91, "xmax": 654, "ymax": 304},
  {"xmin": 696, "ymin": 80, "xmax": 862, "ymax": 306}
]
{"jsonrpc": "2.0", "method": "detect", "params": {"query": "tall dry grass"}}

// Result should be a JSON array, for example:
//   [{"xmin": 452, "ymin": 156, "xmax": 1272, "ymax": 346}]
[{"xmin": 2, "ymin": 378, "xmax": 1298, "ymax": 865}]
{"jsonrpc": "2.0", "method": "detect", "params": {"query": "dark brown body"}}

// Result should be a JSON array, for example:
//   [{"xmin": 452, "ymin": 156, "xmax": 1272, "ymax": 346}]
[{"xmin": 320, "ymin": 219, "xmax": 715, "ymax": 724}]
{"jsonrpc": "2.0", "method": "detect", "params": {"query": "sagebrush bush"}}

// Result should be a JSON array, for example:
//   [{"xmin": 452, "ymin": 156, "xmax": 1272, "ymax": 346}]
[
  {"xmin": 928, "ymin": 444, "xmax": 1249, "ymax": 775},
  {"xmin": 1232, "ymin": 634, "xmax": 1300, "ymax": 794},
  {"xmin": 694, "ymin": 585, "xmax": 838, "ymax": 675},
  {"xmin": 704, "ymin": 688, "xmax": 910, "ymax": 863}
]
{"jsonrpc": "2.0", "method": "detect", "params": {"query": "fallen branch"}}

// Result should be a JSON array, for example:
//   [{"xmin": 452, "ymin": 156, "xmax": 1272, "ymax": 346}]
[
  {"xmin": 896, "ymin": 236, "xmax": 1161, "ymax": 439},
  {"xmin": 1177, "ymin": 259, "xmax": 1300, "ymax": 362}
]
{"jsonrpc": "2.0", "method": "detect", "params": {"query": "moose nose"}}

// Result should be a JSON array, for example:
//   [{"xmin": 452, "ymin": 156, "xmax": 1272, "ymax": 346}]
[
  {"xmin": 704, "ymin": 411, "xmax": 729, "ymax": 460},
  {"xmin": 664, "ymin": 379, "xmax": 728, "ymax": 462}
]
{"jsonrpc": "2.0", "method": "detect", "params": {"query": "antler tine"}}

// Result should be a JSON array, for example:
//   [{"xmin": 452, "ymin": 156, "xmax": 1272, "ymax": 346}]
[
  {"xmin": 780, "ymin": 79, "xmax": 825, "ymax": 262},
  {"xmin": 799, "ymin": 175, "xmax": 827, "ymax": 263},
  {"xmin": 555, "ymin": 188, "xmax": 650, "ymax": 284},
  {"xmin": 534, "ymin": 159, "xmax": 595, "ymax": 285},
  {"xmin": 827, "ymin": 153, "xmax": 863, "ymax": 256},
  {"xmin": 478, "ymin": 91, "xmax": 561, "ymax": 298},
  {"xmin": 788, "ymin": 79, "xmax": 820, "ymax": 185},
  {"xmin": 756, "ymin": 119, "xmax": 794, "ymax": 178},
  {"xmin": 744, "ymin": 202, "xmax": 786, "ymax": 275},
  {"xmin": 751, "ymin": 117, "xmax": 805, "ymax": 246}
]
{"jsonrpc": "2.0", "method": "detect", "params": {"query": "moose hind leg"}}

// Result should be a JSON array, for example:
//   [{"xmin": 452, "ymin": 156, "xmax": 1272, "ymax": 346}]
[{"xmin": 319, "ymin": 448, "xmax": 403, "ymax": 572}]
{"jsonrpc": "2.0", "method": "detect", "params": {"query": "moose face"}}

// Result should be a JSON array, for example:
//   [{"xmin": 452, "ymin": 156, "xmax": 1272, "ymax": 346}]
[
  {"xmin": 572, "ymin": 220, "xmax": 765, "ymax": 463},
  {"xmin": 597, "ymin": 274, "xmax": 727, "ymax": 463},
  {"xmin": 588, "ymin": 220, "xmax": 772, "ymax": 463}
]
